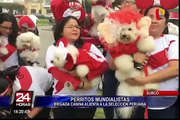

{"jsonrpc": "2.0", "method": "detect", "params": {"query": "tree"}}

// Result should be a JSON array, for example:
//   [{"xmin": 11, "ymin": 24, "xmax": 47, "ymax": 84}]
[{"xmin": 0, "ymin": 2, "xmax": 25, "ymax": 13}]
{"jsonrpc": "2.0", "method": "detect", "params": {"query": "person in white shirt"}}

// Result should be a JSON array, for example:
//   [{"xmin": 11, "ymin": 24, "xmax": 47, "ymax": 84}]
[
  {"xmin": 126, "ymin": 5, "xmax": 179, "ymax": 119},
  {"xmin": 46, "ymin": 16, "xmax": 108, "ymax": 119}
]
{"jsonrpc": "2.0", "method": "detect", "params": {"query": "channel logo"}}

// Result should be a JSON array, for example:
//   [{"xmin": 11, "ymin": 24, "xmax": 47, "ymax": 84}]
[{"xmin": 15, "ymin": 91, "xmax": 33, "ymax": 107}]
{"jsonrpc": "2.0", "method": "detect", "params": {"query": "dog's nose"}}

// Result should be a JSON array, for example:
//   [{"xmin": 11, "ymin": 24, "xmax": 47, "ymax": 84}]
[
  {"xmin": 51, "ymin": 60, "xmax": 54, "ymax": 63},
  {"xmin": 122, "ymin": 34, "xmax": 127, "ymax": 38}
]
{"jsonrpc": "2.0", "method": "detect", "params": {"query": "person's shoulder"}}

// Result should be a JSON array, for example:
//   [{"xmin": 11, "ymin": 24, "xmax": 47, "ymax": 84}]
[{"xmin": 164, "ymin": 34, "xmax": 178, "ymax": 41}]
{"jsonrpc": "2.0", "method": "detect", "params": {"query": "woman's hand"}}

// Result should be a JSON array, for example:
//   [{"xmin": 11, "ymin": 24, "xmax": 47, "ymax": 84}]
[
  {"xmin": 79, "ymin": 78, "xmax": 93, "ymax": 90},
  {"xmin": 133, "ymin": 52, "xmax": 149, "ymax": 65}
]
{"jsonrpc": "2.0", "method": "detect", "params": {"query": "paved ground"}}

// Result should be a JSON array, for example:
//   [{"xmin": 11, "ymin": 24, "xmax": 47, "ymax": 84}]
[{"xmin": 36, "ymin": 25, "xmax": 54, "ymax": 67}]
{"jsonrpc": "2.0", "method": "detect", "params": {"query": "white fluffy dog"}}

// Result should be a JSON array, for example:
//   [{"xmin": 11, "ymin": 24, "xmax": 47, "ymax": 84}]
[
  {"xmin": 90, "ymin": 0, "xmax": 115, "ymax": 37},
  {"xmin": 98, "ymin": 9, "xmax": 159, "ymax": 118},
  {"xmin": 0, "ymin": 38, "xmax": 9, "ymax": 70},
  {"xmin": 0, "ymin": 39, "xmax": 8, "ymax": 56},
  {"xmin": 16, "ymin": 32, "xmax": 40, "ymax": 64},
  {"xmin": 52, "ymin": 42, "xmax": 101, "ymax": 90},
  {"xmin": 168, "ymin": 22, "xmax": 179, "ymax": 36}
]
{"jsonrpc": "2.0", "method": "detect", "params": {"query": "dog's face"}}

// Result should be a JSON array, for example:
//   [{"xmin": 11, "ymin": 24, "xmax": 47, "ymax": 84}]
[
  {"xmin": 116, "ymin": 22, "xmax": 139, "ymax": 44},
  {"xmin": 51, "ymin": 55, "xmax": 67, "ymax": 68},
  {"xmin": 20, "ymin": 38, "xmax": 32, "ymax": 48},
  {"xmin": 51, "ymin": 46, "xmax": 68, "ymax": 68}
]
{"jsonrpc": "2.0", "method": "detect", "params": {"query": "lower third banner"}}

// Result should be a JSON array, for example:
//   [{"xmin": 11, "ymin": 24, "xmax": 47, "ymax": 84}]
[{"xmin": 34, "ymin": 96, "xmax": 146, "ymax": 108}]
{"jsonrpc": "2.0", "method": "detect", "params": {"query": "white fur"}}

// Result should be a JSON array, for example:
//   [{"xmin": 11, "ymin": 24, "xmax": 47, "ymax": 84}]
[
  {"xmin": 97, "ymin": 18, "xmax": 119, "ymax": 44},
  {"xmin": 97, "ymin": 13, "xmax": 159, "ymax": 119},
  {"xmin": 19, "ymin": 49, "xmax": 39, "ymax": 62},
  {"xmin": 114, "ymin": 54, "xmax": 134, "ymax": 73},
  {"xmin": 16, "ymin": 32, "xmax": 40, "ymax": 50},
  {"xmin": 137, "ymin": 36, "xmax": 155, "ymax": 52},
  {"xmin": 52, "ymin": 44, "xmax": 101, "ymax": 90},
  {"xmin": 76, "ymin": 64, "xmax": 89, "ymax": 78},
  {"xmin": 0, "ymin": 38, "xmax": 9, "ymax": 70},
  {"xmin": 0, "ymin": 38, "xmax": 8, "ymax": 56},
  {"xmin": 168, "ymin": 22, "xmax": 179, "ymax": 36},
  {"xmin": 138, "ymin": 16, "xmax": 152, "ymax": 38},
  {"xmin": 90, "ymin": 0, "xmax": 115, "ymax": 37},
  {"xmin": 52, "ymin": 44, "xmax": 79, "ymax": 68},
  {"xmin": 116, "ymin": 67, "xmax": 159, "ymax": 118},
  {"xmin": 52, "ymin": 46, "xmax": 69, "ymax": 68},
  {"xmin": 16, "ymin": 32, "xmax": 40, "ymax": 62}
]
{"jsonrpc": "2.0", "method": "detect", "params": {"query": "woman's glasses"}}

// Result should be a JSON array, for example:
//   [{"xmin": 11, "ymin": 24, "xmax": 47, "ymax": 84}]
[
  {"xmin": 64, "ymin": 25, "xmax": 81, "ymax": 30},
  {"xmin": 0, "ymin": 26, "xmax": 12, "ymax": 31}
]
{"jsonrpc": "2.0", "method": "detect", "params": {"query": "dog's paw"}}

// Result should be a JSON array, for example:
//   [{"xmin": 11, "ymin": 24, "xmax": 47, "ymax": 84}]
[{"xmin": 0, "ymin": 47, "xmax": 9, "ymax": 56}]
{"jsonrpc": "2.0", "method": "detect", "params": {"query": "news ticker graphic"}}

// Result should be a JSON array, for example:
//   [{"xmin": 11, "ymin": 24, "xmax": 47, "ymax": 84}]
[
  {"xmin": 11, "ymin": 91, "xmax": 33, "ymax": 115},
  {"xmin": 0, "ymin": 96, "xmax": 10, "ymax": 107},
  {"xmin": 34, "ymin": 96, "xmax": 147, "ymax": 108},
  {"xmin": 0, "ymin": 90, "xmax": 179, "ymax": 108}
]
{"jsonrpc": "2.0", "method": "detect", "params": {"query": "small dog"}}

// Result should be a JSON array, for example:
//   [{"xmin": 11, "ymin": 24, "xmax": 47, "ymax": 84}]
[
  {"xmin": 0, "ymin": 38, "xmax": 9, "ymax": 70},
  {"xmin": 168, "ymin": 22, "xmax": 179, "ymax": 36},
  {"xmin": 90, "ymin": 0, "xmax": 115, "ymax": 37},
  {"xmin": 16, "ymin": 32, "xmax": 40, "ymax": 64},
  {"xmin": 51, "ymin": 41, "xmax": 101, "ymax": 90},
  {"xmin": 98, "ymin": 9, "xmax": 159, "ymax": 118},
  {"xmin": 0, "ymin": 38, "xmax": 8, "ymax": 56}
]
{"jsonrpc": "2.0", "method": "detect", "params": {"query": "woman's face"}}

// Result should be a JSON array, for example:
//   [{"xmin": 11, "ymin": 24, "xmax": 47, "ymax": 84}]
[
  {"xmin": 121, "ymin": 0, "xmax": 140, "ymax": 12},
  {"xmin": 0, "ymin": 21, "xmax": 13, "ymax": 37},
  {"xmin": 146, "ymin": 7, "xmax": 167, "ymax": 38},
  {"xmin": 63, "ymin": 18, "xmax": 81, "ymax": 43}
]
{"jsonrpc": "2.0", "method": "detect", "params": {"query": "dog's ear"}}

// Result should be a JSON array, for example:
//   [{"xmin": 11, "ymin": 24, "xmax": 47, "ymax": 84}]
[
  {"xmin": 97, "ymin": 18, "xmax": 118, "ymax": 44},
  {"xmin": 32, "ymin": 34, "xmax": 41, "ymax": 49},
  {"xmin": 137, "ymin": 16, "xmax": 152, "ymax": 38}
]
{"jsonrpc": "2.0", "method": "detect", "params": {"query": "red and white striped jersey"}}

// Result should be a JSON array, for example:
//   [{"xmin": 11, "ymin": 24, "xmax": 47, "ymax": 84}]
[
  {"xmin": 148, "ymin": 34, "xmax": 179, "ymax": 90},
  {"xmin": 13, "ymin": 66, "xmax": 54, "ymax": 97}
]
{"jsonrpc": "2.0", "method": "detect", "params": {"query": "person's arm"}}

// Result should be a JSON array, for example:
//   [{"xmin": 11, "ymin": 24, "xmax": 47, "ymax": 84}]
[
  {"xmin": 133, "ymin": 52, "xmax": 149, "ymax": 66},
  {"xmin": 27, "ymin": 107, "xmax": 42, "ymax": 119},
  {"xmin": 126, "ymin": 61, "xmax": 179, "ymax": 86}
]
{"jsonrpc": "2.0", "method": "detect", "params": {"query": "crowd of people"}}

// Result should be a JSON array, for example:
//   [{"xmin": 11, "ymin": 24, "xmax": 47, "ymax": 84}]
[{"xmin": 0, "ymin": 0, "xmax": 179, "ymax": 119}]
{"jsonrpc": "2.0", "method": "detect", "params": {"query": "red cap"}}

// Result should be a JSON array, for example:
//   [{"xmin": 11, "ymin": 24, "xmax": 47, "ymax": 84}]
[
  {"xmin": 51, "ymin": 0, "xmax": 86, "ymax": 22},
  {"xmin": 18, "ymin": 15, "xmax": 36, "ymax": 31}
]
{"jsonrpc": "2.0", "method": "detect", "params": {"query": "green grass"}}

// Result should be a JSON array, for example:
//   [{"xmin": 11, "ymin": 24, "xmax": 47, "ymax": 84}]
[
  {"xmin": 37, "ymin": 19, "xmax": 52, "ymax": 26},
  {"xmin": 94, "ymin": 107, "xmax": 105, "ymax": 119}
]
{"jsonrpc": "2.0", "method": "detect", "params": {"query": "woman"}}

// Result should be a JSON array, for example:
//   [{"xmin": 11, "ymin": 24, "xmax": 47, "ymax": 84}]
[
  {"xmin": 45, "ymin": 16, "xmax": 108, "ymax": 119},
  {"xmin": 0, "ymin": 13, "xmax": 19, "ymax": 71},
  {"xmin": 126, "ymin": 5, "xmax": 179, "ymax": 119}
]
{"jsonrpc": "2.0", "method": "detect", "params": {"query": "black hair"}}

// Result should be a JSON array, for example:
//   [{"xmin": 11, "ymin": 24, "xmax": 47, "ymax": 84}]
[
  {"xmin": 53, "ymin": 16, "xmax": 84, "ymax": 48},
  {"xmin": 0, "ymin": 13, "xmax": 19, "ymax": 46},
  {"xmin": 144, "ymin": 5, "xmax": 169, "ymax": 24}
]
